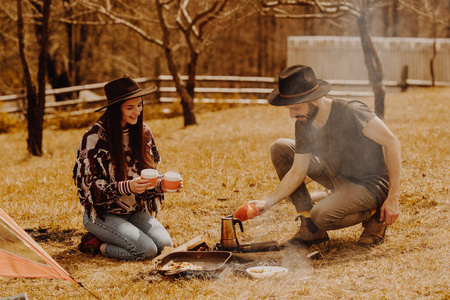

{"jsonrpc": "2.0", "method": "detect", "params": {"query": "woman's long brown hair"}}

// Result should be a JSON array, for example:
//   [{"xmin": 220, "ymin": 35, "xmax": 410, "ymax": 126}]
[{"xmin": 101, "ymin": 98, "xmax": 156, "ymax": 181}]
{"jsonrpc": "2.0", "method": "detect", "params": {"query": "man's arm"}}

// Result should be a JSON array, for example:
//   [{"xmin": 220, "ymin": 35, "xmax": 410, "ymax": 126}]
[
  {"xmin": 251, "ymin": 152, "xmax": 311, "ymax": 214},
  {"xmin": 362, "ymin": 116, "xmax": 402, "ymax": 225}
]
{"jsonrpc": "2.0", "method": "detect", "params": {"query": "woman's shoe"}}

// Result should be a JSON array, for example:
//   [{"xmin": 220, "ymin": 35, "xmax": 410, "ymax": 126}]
[{"xmin": 78, "ymin": 232, "xmax": 102, "ymax": 254}]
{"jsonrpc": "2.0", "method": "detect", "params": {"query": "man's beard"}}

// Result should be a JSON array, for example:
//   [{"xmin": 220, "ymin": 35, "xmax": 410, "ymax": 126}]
[{"xmin": 296, "ymin": 103, "xmax": 318, "ymax": 123}]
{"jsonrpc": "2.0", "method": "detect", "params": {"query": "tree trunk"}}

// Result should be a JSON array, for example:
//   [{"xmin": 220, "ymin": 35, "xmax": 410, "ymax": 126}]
[
  {"xmin": 257, "ymin": 14, "xmax": 264, "ymax": 76},
  {"xmin": 430, "ymin": 40, "xmax": 436, "ymax": 87},
  {"xmin": 357, "ymin": 10, "xmax": 385, "ymax": 119},
  {"xmin": 392, "ymin": 0, "xmax": 399, "ymax": 37},
  {"xmin": 18, "ymin": 0, "xmax": 38, "ymax": 155},
  {"xmin": 184, "ymin": 52, "xmax": 199, "ymax": 126},
  {"xmin": 382, "ymin": 0, "xmax": 390, "ymax": 36},
  {"xmin": 430, "ymin": 22, "xmax": 437, "ymax": 86},
  {"xmin": 155, "ymin": 0, "xmax": 197, "ymax": 127},
  {"xmin": 163, "ymin": 45, "xmax": 197, "ymax": 127},
  {"xmin": 62, "ymin": 0, "xmax": 90, "ymax": 86},
  {"xmin": 18, "ymin": 0, "xmax": 52, "ymax": 156},
  {"xmin": 47, "ymin": 55, "xmax": 72, "ymax": 101}
]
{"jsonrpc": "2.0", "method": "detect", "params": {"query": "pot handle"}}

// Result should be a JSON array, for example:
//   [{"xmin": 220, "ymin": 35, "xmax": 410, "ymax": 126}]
[{"xmin": 233, "ymin": 218, "xmax": 244, "ymax": 233}]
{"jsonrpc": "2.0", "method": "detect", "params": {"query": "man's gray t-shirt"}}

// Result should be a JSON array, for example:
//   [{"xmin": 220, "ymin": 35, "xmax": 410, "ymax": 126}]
[{"xmin": 295, "ymin": 99, "xmax": 389, "ymax": 205}]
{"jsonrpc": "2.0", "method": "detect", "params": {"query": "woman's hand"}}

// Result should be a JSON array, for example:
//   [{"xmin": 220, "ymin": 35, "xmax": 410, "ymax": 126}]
[{"xmin": 129, "ymin": 177, "xmax": 152, "ymax": 194}]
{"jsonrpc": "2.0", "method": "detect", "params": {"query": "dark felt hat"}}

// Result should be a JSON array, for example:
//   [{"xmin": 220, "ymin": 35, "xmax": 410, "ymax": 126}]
[
  {"xmin": 268, "ymin": 65, "xmax": 331, "ymax": 106},
  {"xmin": 96, "ymin": 75, "xmax": 157, "ymax": 112}
]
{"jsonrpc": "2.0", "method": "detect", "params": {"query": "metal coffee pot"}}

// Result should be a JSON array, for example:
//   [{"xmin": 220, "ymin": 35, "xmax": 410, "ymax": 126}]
[{"xmin": 220, "ymin": 215, "xmax": 243, "ymax": 250}]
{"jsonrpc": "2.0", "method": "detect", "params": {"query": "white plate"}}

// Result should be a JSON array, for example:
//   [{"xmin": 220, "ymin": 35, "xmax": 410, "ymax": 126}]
[{"xmin": 246, "ymin": 266, "xmax": 288, "ymax": 279}]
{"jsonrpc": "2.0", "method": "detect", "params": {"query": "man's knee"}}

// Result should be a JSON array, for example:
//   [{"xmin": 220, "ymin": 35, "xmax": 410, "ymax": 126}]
[
  {"xmin": 310, "ymin": 206, "xmax": 340, "ymax": 231},
  {"xmin": 270, "ymin": 138, "xmax": 294, "ymax": 162}
]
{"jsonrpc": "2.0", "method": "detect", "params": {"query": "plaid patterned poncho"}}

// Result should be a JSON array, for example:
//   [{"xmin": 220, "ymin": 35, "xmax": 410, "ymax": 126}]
[{"xmin": 73, "ymin": 121, "xmax": 163, "ymax": 220}]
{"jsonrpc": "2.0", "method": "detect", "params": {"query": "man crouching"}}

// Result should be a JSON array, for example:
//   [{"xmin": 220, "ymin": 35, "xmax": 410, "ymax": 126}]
[{"xmin": 246, "ymin": 65, "xmax": 401, "ymax": 246}]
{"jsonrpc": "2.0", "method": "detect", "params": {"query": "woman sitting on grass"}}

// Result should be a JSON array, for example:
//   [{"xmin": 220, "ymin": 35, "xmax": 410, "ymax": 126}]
[{"xmin": 73, "ymin": 75, "xmax": 178, "ymax": 260}]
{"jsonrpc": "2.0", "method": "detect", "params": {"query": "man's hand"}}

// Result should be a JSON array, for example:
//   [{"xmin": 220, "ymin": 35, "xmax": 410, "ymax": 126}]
[
  {"xmin": 247, "ymin": 153, "xmax": 309, "ymax": 216},
  {"xmin": 380, "ymin": 197, "xmax": 400, "ymax": 226},
  {"xmin": 248, "ymin": 200, "xmax": 268, "ymax": 215}
]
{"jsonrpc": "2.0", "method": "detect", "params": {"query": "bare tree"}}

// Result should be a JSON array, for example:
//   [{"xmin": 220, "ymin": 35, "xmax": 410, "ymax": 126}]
[
  {"xmin": 398, "ymin": 0, "xmax": 450, "ymax": 86},
  {"xmin": 17, "ymin": 0, "xmax": 52, "ymax": 156},
  {"xmin": 70, "ymin": 0, "xmax": 242, "ymax": 127},
  {"xmin": 59, "ymin": 0, "xmax": 102, "ymax": 86},
  {"xmin": 257, "ymin": 0, "xmax": 387, "ymax": 118}
]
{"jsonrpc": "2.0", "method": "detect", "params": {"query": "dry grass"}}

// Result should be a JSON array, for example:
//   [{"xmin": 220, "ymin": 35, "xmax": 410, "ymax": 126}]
[{"xmin": 0, "ymin": 87, "xmax": 449, "ymax": 300}]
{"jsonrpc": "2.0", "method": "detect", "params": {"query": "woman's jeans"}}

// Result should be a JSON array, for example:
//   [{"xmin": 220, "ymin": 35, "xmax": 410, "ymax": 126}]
[
  {"xmin": 270, "ymin": 138, "xmax": 379, "ymax": 231},
  {"xmin": 83, "ymin": 210, "xmax": 172, "ymax": 260}
]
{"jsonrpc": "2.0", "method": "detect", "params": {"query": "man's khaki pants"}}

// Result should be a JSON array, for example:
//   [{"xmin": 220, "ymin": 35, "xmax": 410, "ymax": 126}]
[{"xmin": 270, "ymin": 138, "xmax": 379, "ymax": 230}]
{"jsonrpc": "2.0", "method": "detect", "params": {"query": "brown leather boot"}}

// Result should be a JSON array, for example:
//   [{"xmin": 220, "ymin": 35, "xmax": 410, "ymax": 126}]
[
  {"xmin": 358, "ymin": 211, "xmax": 387, "ymax": 246},
  {"xmin": 284, "ymin": 215, "xmax": 329, "ymax": 246}
]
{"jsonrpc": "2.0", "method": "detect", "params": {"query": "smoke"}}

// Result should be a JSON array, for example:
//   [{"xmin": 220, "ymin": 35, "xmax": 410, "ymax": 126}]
[
  {"xmin": 214, "ymin": 246, "xmax": 315, "ymax": 299},
  {"xmin": 223, "ymin": 210, "xmax": 315, "ymax": 280},
  {"xmin": 278, "ymin": 247, "xmax": 314, "ymax": 279}
]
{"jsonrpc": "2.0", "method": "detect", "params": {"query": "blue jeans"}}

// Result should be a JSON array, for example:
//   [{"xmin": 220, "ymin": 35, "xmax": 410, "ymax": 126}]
[{"xmin": 83, "ymin": 210, "xmax": 172, "ymax": 260}]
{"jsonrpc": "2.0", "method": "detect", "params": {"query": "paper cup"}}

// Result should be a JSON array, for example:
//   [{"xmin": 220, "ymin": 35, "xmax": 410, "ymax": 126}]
[
  {"xmin": 141, "ymin": 169, "xmax": 159, "ymax": 189},
  {"xmin": 163, "ymin": 172, "xmax": 182, "ymax": 192}
]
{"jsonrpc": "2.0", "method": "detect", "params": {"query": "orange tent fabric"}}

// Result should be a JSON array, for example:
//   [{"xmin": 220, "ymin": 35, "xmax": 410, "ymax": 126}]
[{"xmin": 0, "ymin": 208, "xmax": 77, "ymax": 283}]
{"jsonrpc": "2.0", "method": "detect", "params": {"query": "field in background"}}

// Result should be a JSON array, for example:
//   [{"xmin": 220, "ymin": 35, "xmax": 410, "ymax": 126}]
[{"xmin": 0, "ymin": 87, "xmax": 449, "ymax": 299}]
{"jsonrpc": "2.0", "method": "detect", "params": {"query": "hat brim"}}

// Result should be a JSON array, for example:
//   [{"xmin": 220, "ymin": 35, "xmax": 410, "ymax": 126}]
[
  {"xmin": 95, "ymin": 85, "xmax": 157, "ymax": 112},
  {"xmin": 268, "ymin": 80, "xmax": 331, "ymax": 106}
]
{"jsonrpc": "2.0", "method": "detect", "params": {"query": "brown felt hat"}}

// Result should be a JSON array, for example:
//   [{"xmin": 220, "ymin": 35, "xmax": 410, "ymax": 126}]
[
  {"xmin": 96, "ymin": 74, "xmax": 157, "ymax": 112},
  {"xmin": 268, "ymin": 65, "xmax": 331, "ymax": 106}
]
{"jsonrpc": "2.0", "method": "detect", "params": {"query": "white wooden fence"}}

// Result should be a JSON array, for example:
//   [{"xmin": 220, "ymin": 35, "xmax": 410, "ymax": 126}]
[{"xmin": 287, "ymin": 36, "xmax": 450, "ymax": 84}]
